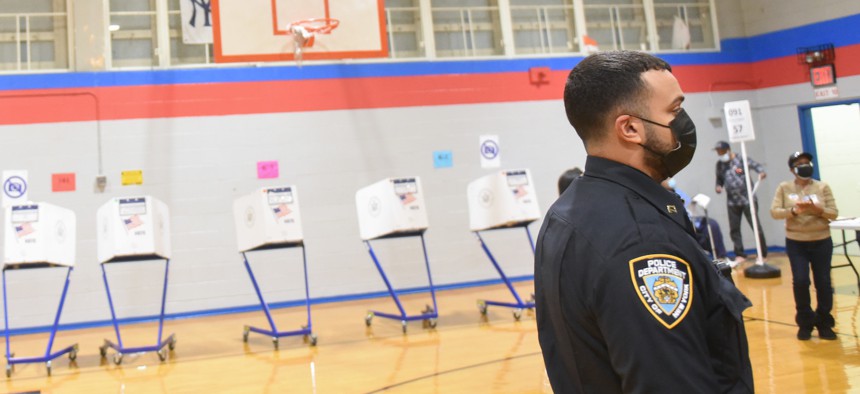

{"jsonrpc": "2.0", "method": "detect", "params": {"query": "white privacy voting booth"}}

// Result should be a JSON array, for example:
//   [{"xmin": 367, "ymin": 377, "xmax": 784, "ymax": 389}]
[
  {"xmin": 232, "ymin": 186, "xmax": 316, "ymax": 348},
  {"xmin": 97, "ymin": 197, "xmax": 171, "ymax": 263},
  {"xmin": 467, "ymin": 170, "xmax": 540, "ymax": 320},
  {"xmin": 467, "ymin": 169, "xmax": 540, "ymax": 231},
  {"xmin": 2, "ymin": 202, "xmax": 78, "ymax": 376},
  {"xmin": 95, "ymin": 196, "xmax": 175, "ymax": 365},
  {"xmin": 4, "ymin": 203, "xmax": 76, "ymax": 268},
  {"xmin": 355, "ymin": 177, "xmax": 438, "ymax": 333},
  {"xmin": 234, "ymin": 186, "xmax": 304, "ymax": 252},
  {"xmin": 355, "ymin": 177, "xmax": 429, "ymax": 240}
]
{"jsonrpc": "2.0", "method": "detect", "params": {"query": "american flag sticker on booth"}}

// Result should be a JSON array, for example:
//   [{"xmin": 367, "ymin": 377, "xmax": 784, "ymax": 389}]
[
  {"xmin": 124, "ymin": 214, "xmax": 143, "ymax": 230},
  {"xmin": 513, "ymin": 185, "xmax": 528, "ymax": 199},
  {"xmin": 15, "ymin": 222, "xmax": 34, "ymax": 238},
  {"xmin": 273, "ymin": 203, "xmax": 291, "ymax": 218},
  {"xmin": 399, "ymin": 193, "xmax": 416, "ymax": 205}
]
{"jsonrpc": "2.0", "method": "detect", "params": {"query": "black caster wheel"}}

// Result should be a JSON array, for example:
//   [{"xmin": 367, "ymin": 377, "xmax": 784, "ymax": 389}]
[
  {"xmin": 243, "ymin": 326, "xmax": 250, "ymax": 342},
  {"xmin": 365, "ymin": 312, "xmax": 374, "ymax": 327},
  {"xmin": 272, "ymin": 338, "xmax": 279, "ymax": 350},
  {"xmin": 513, "ymin": 309, "xmax": 523, "ymax": 321},
  {"xmin": 309, "ymin": 334, "xmax": 318, "ymax": 347},
  {"xmin": 157, "ymin": 349, "xmax": 167, "ymax": 362},
  {"xmin": 5, "ymin": 364, "xmax": 11, "ymax": 378},
  {"xmin": 401, "ymin": 321, "xmax": 408, "ymax": 334},
  {"xmin": 69, "ymin": 344, "xmax": 79, "ymax": 361},
  {"xmin": 428, "ymin": 318, "xmax": 438, "ymax": 329},
  {"xmin": 46, "ymin": 361, "xmax": 51, "ymax": 376},
  {"xmin": 477, "ymin": 300, "xmax": 488, "ymax": 315},
  {"xmin": 113, "ymin": 353, "xmax": 123, "ymax": 365},
  {"xmin": 169, "ymin": 337, "xmax": 177, "ymax": 351},
  {"xmin": 99, "ymin": 345, "xmax": 107, "ymax": 358}
]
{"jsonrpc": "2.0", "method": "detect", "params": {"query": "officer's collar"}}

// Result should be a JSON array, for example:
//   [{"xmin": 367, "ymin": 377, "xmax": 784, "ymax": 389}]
[{"xmin": 583, "ymin": 155, "xmax": 694, "ymax": 235}]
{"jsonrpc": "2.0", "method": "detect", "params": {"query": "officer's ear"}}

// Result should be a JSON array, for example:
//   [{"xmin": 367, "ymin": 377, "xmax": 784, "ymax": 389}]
[{"xmin": 614, "ymin": 114, "xmax": 644, "ymax": 145}]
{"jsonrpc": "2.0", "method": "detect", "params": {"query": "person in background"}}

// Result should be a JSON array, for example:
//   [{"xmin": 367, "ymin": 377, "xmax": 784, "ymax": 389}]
[
  {"xmin": 714, "ymin": 140, "xmax": 768, "ymax": 264},
  {"xmin": 662, "ymin": 178, "xmax": 729, "ymax": 264},
  {"xmin": 770, "ymin": 151, "xmax": 838, "ymax": 340},
  {"xmin": 557, "ymin": 167, "xmax": 583, "ymax": 195}
]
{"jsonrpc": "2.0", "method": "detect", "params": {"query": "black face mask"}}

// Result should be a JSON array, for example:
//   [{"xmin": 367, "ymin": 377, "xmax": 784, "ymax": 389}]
[
  {"xmin": 794, "ymin": 164, "xmax": 814, "ymax": 179},
  {"xmin": 635, "ymin": 109, "xmax": 697, "ymax": 177}
]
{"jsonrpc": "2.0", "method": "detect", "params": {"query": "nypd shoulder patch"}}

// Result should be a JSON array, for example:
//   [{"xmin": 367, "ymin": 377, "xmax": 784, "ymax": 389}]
[{"xmin": 629, "ymin": 254, "xmax": 694, "ymax": 329}]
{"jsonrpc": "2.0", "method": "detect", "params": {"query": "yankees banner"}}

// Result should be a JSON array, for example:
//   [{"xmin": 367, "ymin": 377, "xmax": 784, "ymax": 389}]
[{"xmin": 180, "ymin": 0, "xmax": 213, "ymax": 44}]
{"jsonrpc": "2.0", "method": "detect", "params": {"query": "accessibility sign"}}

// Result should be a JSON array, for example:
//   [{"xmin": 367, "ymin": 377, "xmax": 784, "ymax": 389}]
[{"xmin": 3, "ymin": 170, "xmax": 29, "ymax": 207}]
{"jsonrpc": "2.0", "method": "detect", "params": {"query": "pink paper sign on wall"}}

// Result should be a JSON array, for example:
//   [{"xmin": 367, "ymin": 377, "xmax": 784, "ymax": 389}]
[{"xmin": 257, "ymin": 161, "xmax": 279, "ymax": 179}]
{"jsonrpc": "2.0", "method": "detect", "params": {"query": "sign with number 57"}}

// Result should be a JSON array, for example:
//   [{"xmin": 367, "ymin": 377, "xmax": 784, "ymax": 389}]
[{"xmin": 724, "ymin": 100, "xmax": 756, "ymax": 143}]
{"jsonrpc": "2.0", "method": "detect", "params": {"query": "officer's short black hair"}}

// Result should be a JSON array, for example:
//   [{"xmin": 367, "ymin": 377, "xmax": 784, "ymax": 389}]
[
  {"xmin": 564, "ymin": 51, "xmax": 672, "ymax": 146},
  {"xmin": 557, "ymin": 167, "xmax": 583, "ymax": 195}
]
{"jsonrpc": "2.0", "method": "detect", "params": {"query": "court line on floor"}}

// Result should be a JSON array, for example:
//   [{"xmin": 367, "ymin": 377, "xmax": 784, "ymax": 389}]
[{"xmin": 363, "ymin": 351, "xmax": 543, "ymax": 393}]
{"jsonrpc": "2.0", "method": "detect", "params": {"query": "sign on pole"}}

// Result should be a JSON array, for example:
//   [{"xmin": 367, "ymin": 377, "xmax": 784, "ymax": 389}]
[{"xmin": 724, "ymin": 100, "xmax": 756, "ymax": 143}]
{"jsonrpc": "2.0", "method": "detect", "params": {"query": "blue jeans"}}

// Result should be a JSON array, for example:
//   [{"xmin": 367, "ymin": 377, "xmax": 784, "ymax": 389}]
[{"xmin": 786, "ymin": 238, "xmax": 833, "ymax": 328}]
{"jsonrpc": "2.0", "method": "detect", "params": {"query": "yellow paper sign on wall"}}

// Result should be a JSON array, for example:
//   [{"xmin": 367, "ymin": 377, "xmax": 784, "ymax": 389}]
[{"xmin": 121, "ymin": 170, "xmax": 143, "ymax": 186}]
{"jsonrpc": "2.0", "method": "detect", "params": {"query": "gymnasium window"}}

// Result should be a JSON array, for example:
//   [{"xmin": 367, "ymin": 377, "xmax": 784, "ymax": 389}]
[{"xmin": 0, "ymin": 0, "xmax": 69, "ymax": 72}]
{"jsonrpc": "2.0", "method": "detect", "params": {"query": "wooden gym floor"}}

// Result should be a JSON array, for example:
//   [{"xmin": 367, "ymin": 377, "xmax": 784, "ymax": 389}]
[{"xmin": 4, "ymin": 253, "xmax": 860, "ymax": 393}]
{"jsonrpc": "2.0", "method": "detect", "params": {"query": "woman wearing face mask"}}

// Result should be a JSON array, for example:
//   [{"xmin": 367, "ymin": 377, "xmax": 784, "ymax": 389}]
[{"xmin": 770, "ymin": 151, "xmax": 839, "ymax": 340}]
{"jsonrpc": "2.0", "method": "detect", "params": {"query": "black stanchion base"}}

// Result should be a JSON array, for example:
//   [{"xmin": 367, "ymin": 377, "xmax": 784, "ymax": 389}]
[{"xmin": 744, "ymin": 263, "xmax": 782, "ymax": 279}]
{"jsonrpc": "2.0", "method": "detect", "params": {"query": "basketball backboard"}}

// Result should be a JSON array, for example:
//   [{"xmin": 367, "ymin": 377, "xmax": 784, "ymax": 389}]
[{"xmin": 212, "ymin": 0, "xmax": 388, "ymax": 63}]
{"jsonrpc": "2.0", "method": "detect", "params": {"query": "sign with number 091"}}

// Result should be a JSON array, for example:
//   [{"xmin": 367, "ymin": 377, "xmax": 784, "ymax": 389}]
[{"xmin": 724, "ymin": 100, "xmax": 756, "ymax": 143}]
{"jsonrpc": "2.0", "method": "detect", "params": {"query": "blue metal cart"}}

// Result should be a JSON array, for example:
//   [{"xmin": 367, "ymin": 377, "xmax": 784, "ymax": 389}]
[
  {"xmin": 474, "ymin": 223, "xmax": 536, "ymax": 320},
  {"xmin": 2, "ymin": 263, "xmax": 78, "ymax": 377},
  {"xmin": 241, "ymin": 241, "xmax": 317, "ymax": 349},
  {"xmin": 98, "ymin": 256, "xmax": 176, "ymax": 365},
  {"xmin": 363, "ymin": 231, "xmax": 438, "ymax": 333}
]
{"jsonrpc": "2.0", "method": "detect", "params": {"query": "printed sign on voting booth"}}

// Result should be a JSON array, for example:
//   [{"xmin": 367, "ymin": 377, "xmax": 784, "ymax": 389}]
[
  {"xmin": 4, "ymin": 202, "xmax": 76, "ymax": 267},
  {"xmin": 234, "ymin": 185, "xmax": 304, "ymax": 252},
  {"xmin": 467, "ymin": 169, "xmax": 540, "ymax": 231},
  {"xmin": 97, "ymin": 196, "xmax": 171, "ymax": 263},
  {"xmin": 355, "ymin": 177, "xmax": 429, "ymax": 240}
]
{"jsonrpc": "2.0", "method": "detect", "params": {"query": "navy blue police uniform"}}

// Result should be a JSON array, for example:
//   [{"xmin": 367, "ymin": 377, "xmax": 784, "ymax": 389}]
[{"xmin": 535, "ymin": 156, "xmax": 754, "ymax": 393}]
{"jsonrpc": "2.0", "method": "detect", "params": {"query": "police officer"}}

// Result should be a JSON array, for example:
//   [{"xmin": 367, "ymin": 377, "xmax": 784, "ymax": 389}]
[{"xmin": 535, "ymin": 51, "xmax": 754, "ymax": 393}]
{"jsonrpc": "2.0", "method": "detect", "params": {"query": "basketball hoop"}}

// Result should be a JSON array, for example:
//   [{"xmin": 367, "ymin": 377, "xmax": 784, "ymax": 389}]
[{"xmin": 287, "ymin": 18, "xmax": 340, "ymax": 65}]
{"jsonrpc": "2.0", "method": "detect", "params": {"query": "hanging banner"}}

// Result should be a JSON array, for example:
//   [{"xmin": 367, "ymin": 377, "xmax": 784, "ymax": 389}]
[{"xmin": 180, "ymin": 0, "xmax": 213, "ymax": 44}]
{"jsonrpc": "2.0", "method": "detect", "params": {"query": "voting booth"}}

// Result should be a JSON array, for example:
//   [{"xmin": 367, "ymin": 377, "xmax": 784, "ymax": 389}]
[
  {"xmin": 96, "ymin": 196, "xmax": 175, "ymax": 365},
  {"xmin": 355, "ymin": 177, "xmax": 438, "ymax": 333},
  {"xmin": 2, "ymin": 202, "xmax": 78, "ymax": 376},
  {"xmin": 467, "ymin": 170, "xmax": 540, "ymax": 320},
  {"xmin": 233, "ymin": 186, "xmax": 316, "ymax": 348},
  {"xmin": 97, "ymin": 197, "xmax": 171, "ymax": 263}
]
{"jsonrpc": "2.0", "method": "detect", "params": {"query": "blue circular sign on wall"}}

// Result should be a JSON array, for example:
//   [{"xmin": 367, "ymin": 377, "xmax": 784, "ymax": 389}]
[
  {"xmin": 480, "ymin": 140, "xmax": 499, "ymax": 160},
  {"xmin": 4, "ymin": 176, "xmax": 27, "ymax": 199}
]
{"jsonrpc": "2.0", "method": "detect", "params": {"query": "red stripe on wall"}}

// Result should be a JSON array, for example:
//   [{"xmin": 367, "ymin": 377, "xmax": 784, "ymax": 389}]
[{"xmin": 2, "ymin": 43, "xmax": 860, "ymax": 126}]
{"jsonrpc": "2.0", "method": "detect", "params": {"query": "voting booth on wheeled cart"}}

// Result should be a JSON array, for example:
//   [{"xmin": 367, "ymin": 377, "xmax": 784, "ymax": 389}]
[
  {"xmin": 467, "ymin": 170, "xmax": 540, "ymax": 320},
  {"xmin": 233, "ymin": 185, "xmax": 317, "ymax": 348},
  {"xmin": 3, "ymin": 202, "xmax": 78, "ymax": 376},
  {"xmin": 96, "ymin": 196, "xmax": 175, "ymax": 365},
  {"xmin": 356, "ymin": 177, "xmax": 438, "ymax": 333}
]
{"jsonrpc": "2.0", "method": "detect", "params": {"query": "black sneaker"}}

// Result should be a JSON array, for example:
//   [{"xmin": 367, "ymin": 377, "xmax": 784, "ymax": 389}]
[
  {"xmin": 818, "ymin": 326, "xmax": 837, "ymax": 340},
  {"xmin": 797, "ymin": 327, "xmax": 813, "ymax": 340}
]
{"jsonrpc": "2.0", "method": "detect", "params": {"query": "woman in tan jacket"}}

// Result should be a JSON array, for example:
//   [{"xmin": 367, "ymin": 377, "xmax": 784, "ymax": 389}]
[{"xmin": 771, "ymin": 151, "xmax": 839, "ymax": 340}]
